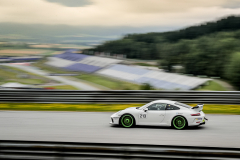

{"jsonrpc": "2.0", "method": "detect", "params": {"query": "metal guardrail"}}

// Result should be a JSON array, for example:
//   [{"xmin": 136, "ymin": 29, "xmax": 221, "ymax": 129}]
[
  {"xmin": 0, "ymin": 140, "xmax": 240, "ymax": 160},
  {"xmin": 0, "ymin": 90, "xmax": 240, "ymax": 104}
]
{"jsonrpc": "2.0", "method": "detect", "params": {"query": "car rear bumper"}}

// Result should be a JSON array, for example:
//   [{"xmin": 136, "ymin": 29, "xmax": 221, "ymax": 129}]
[
  {"xmin": 189, "ymin": 116, "xmax": 207, "ymax": 126},
  {"xmin": 199, "ymin": 117, "xmax": 208, "ymax": 125}
]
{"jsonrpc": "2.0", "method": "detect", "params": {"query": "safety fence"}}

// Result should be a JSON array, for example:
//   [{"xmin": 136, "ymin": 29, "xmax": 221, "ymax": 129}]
[
  {"xmin": 0, "ymin": 90, "xmax": 240, "ymax": 104},
  {"xmin": 0, "ymin": 140, "xmax": 240, "ymax": 160}
]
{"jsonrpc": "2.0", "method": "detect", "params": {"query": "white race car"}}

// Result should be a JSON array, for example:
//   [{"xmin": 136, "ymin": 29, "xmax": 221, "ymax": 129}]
[{"xmin": 110, "ymin": 100, "xmax": 207, "ymax": 129}]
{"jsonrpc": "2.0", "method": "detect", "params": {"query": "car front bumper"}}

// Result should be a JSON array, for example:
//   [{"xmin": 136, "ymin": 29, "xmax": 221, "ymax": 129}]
[{"xmin": 110, "ymin": 113, "xmax": 120, "ymax": 125}]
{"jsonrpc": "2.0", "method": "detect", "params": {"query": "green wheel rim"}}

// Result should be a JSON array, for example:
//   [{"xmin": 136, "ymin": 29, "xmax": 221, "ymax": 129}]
[
  {"xmin": 121, "ymin": 115, "xmax": 133, "ymax": 127},
  {"xmin": 173, "ymin": 116, "xmax": 186, "ymax": 129}
]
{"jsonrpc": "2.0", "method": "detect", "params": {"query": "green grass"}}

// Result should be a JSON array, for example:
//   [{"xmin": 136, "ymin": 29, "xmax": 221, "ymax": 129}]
[
  {"xmin": 198, "ymin": 104, "xmax": 240, "ymax": 114},
  {"xmin": 0, "ymin": 68, "xmax": 17, "ymax": 80},
  {"xmin": 0, "ymin": 66, "xmax": 52, "ymax": 85},
  {"xmin": 196, "ymin": 80, "xmax": 227, "ymax": 91},
  {"xmin": 0, "ymin": 103, "xmax": 138, "ymax": 112},
  {"xmin": 42, "ymin": 50, "xmax": 56, "ymax": 56},
  {"xmin": 0, "ymin": 103, "xmax": 240, "ymax": 114},
  {"xmin": 6, "ymin": 66, "xmax": 52, "ymax": 80},
  {"xmin": 16, "ymin": 79, "xmax": 45, "ymax": 84},
  {"xmin": 75, "ymin": 74, "xmax": 140, "ymax": 90},
  {"xmin": 0, "ymin": 48, "xmax": 55, "ymax": 56},
  {"xmin": 134, "ymin": 63, "xmax": 157, "ymax": 67},
  {"xmin": 43, "ymin": 85, "xmax": 78, "ymax": 90}
]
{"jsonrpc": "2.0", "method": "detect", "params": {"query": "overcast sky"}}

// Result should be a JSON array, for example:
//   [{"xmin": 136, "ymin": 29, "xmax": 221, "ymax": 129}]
[{"xmin": 0, "ymin": 0, "xmax": 240, "ymax": 38}]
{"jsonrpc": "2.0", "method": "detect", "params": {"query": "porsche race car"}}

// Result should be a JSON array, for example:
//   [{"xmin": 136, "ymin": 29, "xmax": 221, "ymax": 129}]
[{"xmin": 110, "ymin": 100, "xmax": 207, "ymax": 130}]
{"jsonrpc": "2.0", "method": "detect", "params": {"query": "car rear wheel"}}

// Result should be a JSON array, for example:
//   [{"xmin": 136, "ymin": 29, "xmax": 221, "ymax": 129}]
[
  {"xmin": 172, "ymin": 116, "xmax": 186, "ymax": 130},
  {"xmin": 120, "ymin": 114, "xmax": 135, "ymax": 128}
]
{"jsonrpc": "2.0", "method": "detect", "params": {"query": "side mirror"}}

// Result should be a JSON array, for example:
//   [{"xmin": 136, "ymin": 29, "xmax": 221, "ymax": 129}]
[{"xmin": 144, "ymin": 108, "xmax": 148, "ymax": 112}]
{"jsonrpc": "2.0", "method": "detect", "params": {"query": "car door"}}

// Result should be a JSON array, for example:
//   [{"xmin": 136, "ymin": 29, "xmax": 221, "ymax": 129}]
[
  {"xmin": 138, "ymin": 103, "xmax": 166, "ymax": 125},
  {"xmin": 164, "ymin": 104, "xmax": 181, "ymax": 125}
]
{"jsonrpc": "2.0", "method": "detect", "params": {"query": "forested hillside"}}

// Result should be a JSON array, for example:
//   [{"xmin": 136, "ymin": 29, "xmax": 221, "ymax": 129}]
[{"xmin": 84, "ymin": 16, "xmax": 240, "ymax": 89}]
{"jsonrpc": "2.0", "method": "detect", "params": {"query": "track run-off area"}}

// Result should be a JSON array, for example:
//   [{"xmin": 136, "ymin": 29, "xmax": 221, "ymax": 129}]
[{"xmin": 0, "ymin": 111, "xmax": 240, "ymax": 148}]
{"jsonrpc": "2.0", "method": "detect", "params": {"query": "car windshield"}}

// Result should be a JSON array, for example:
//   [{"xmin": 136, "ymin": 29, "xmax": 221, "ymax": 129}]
[
  {"xmin": 175, "ymin": 102, "xmax": 192, "ymax": 108},
  {"xmin": 138, "ymin": 103, "xmax": 149, "ymax": 110}
]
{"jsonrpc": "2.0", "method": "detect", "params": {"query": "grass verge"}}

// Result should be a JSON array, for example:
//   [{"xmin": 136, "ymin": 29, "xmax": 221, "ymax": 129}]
[
  {"xmin": 196, "ymin": 80, "xmax": 227, "ymax": 91},
  {"xmin": 42, "ymin": 85, "xmax": 79, "ymax": 90},
  {"xmin": 75, "ymin": 74, "xmax": 140, "ymax": 90},
  {"xmin": 0, "ymin": 65, "xmax": 51, "ymax": 85},
  {"xmin": 0, "ymin": 103, "xmax": 240, "ymax": 114}
]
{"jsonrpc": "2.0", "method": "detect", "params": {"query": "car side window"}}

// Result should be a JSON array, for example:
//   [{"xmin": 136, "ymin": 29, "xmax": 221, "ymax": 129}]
[
  {"xmin": 147, "ymin": 103, "xmax": 166, "ymax": 111},
  {"xmin": 165, "ymin": 104, "xmax": 180, "ymax": 110}
]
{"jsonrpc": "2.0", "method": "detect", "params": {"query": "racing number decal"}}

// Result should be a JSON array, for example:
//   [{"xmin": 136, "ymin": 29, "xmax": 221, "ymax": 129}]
[{"xmin": 139, "ymin": 114, "xmax": 147, "ymax": 118}]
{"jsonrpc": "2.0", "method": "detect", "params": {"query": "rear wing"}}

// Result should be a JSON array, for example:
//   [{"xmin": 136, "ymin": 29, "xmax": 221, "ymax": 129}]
[{"xmin": 191, "ymin": 104, "xmax": 204, "ymax": 112}]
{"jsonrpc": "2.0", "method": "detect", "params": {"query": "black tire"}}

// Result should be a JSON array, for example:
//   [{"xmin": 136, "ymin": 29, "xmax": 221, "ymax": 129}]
[
  {"xmin": 172, "ymin": 116, "xmax": 187, "ymax": 130},
  {"xmin": 120, "ymin": 114, "xmax": 135, "ymax": 128}
]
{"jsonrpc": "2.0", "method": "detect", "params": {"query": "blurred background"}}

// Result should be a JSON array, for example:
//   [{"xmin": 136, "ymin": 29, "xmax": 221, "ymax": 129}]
[
  {"xmin": 0, "ymin": 0, "xmax": 239, "ymax": 91},
  {"xmin": 1, "ymin": 1, "xmax": 240, "ymax": 159}
]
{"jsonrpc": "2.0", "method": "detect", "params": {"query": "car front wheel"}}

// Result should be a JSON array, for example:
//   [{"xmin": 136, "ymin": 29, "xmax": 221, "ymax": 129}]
[
  {"xmin": 120, "ymin": 114, "xmax": 135, "ymax": 128},
  {"xmin": 172, "ymin": 116, "xmax": 187, "ymax": 130}
]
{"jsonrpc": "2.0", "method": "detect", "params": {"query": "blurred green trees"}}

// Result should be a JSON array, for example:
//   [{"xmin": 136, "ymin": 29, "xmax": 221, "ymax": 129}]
[
  {"xmin": 225, "ymin": 52, "xmax": 240, "ymax": 89},
  {"xmin": 85, "ymin": 15, "xmax": 240, "ymax": 89}
]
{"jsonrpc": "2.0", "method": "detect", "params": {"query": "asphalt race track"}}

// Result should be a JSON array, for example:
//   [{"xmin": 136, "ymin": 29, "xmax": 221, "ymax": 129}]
[{"xmin": 0, "ymin": 111, "xmax": 240, "ymax": 148}]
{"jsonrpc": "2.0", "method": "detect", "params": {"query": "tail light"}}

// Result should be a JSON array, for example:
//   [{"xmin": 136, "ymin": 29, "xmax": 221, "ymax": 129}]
[{"xmin": 191, "ymin": 113, "xmax": 200, "ymax": 116}]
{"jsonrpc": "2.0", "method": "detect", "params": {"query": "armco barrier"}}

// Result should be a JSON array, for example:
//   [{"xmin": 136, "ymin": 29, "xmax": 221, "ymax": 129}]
[
  {"xmin": 0, "ymin": 140, "xmax": 240, "ymax": 159},
  {"xmin": 0, "ymin": 90, "xmax": 240, "ymax": 104}
]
